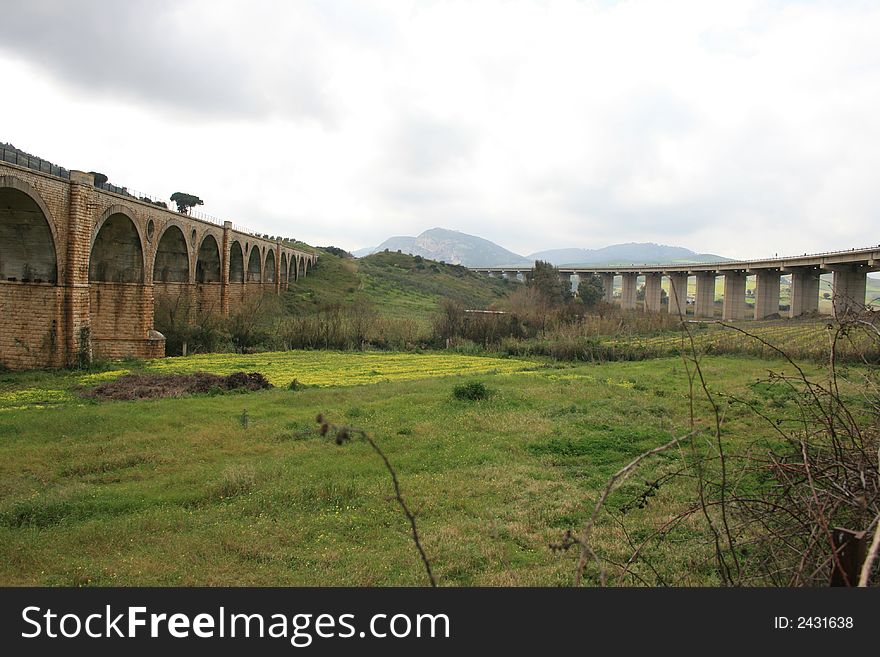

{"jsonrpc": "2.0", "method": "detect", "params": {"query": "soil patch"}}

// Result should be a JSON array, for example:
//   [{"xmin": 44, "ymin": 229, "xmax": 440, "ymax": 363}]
[{"xmin": 84, "ymin": 372, "xmax": 273, "ymax": 401}]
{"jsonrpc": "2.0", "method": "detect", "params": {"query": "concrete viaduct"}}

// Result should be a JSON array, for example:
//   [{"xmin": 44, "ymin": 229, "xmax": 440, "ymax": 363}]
[
  {"xmin": 472, "ymin": 247, "xmax": 878, "ymax": 319},
  {"xmin": 0, "ymin": 159, "xmax": 317, "ymax": 370}
]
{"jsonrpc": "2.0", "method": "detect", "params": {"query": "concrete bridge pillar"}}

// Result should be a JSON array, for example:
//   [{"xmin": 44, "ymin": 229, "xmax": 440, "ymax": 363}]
[
  {"xmin": 693, "ymin": 272, "xmax": 716, "ymax": 318},
  {"xmin": 600, "ymin": 273, "xmax": 614, "ymax": 304},
  {"xmin": 831, "ymin": 266, "xmax": 867, "ymax": 316},
  {"xmin": 559, "ymin": 272, "xmax": 572, "ymax": 293},
  {"xmin": 788, "ymin": 268, "xmax": 819, "ymax": 318},
  {"xmin": 643, "ymin": 273, "xmax": 663, "ymax": 312},
  {"xmin": 754, "ymin": 270, "xmax": 781, "ymax": 319},
  {"xmin": 721, "ymin": 271, "xmax": 747, "ymax": 320},
  {"xmin": 504, "ymin": 270, "xmax": 521, "ymax": 283},
  {"xmin": 620, "ymin": 273, "xmax": 638, "ymax": 310},
  {"xmin": 666, "ymin": 272, "xmax": 688, "ymax": 317}
]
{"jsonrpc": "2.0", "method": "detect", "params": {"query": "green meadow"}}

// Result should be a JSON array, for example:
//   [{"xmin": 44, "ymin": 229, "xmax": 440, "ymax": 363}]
[{"xmin": 0, "ymin": 351, "xmax": 837, "ymax": 586}]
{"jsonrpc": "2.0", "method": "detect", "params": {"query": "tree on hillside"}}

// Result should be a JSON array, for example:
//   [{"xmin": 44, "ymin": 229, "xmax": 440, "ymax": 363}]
[
  {"xmin": 577, "ymin": 273, "xmax": 605, "ymax": 308},
  {"xmin": 527, "ymin": 260, "xmax": 572, "ymax": 306},
  {"xmin": 170, "ymin": 192, "xmax": 204, "ymax": 215}
]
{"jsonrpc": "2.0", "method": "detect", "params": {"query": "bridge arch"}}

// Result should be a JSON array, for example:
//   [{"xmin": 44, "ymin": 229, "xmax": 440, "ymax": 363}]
[
  {"xmin": 0, "ymin": 177, "xmax": 58, "ymax": 284},
  {"xmin": 152, "ymin": 224, "xmax": 190, "ymax": 283},
  {"xmin": 265, "ymin": 250, "xmax": 276, "ymax": 284},
  {"xmin": 280, "ymin": 252, "xmax": 288, "ymax": 288},
  {"xmin": 90, "ymin": 210, "xmax": 145, "ymax": 283},
  {"xmin": 229, "ymin": 241, "xmax": 245, "ymax": 283},
  {"xmin": 196, "ymin": 234, "xmax": 222, "ymax": 283},
  {"xmin": 246, "ymin": 246, "xmax": 262, "ymax": 282}
]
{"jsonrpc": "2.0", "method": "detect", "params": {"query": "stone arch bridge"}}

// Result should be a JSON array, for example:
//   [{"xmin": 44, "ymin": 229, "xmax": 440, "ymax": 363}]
[
  {"xmin": 473, "ymin": 247, "xmax": 878, "ymax": 319},
  {"xmin": 0, "ymin": 161, "xmax": 317, "ymax": 370}
]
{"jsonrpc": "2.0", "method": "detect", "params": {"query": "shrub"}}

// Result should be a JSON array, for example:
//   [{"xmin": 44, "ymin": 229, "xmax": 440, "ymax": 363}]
[{"xmin": 452, "ymin": 381, "xmax": 492, "ymax": 401}]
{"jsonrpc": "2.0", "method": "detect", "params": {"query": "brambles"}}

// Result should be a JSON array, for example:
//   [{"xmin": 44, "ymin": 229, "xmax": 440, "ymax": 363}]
[
  {"xmin": 553, "ymin": 308, "xmax": 880, "ymax": 587},
  {"xmin": 452, "ymin": 381, "xmax": 492, "ymax": 401}
]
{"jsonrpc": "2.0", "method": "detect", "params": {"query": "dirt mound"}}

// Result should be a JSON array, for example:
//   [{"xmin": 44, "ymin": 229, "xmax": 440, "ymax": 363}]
[{"xmin": 84, "ymin": 371, "xmax": 273, "ymax": 401}]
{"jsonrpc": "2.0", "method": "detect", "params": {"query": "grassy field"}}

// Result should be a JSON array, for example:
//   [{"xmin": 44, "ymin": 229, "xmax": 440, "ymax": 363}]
[
  {"xmin": 0, "ymin": 351, "xmax": 534, "ymax": 412},
  {"xmin": 0, "ymin": 350, "xmax": 839, "ymax": 586},
  {"xmin": 599, "ymin": 317, "xmax": 879, "ymax": 362}
]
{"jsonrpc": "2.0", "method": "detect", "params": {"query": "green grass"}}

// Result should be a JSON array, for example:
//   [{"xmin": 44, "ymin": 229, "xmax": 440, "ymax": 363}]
[
  {"xmin": 0, "ymin": 351, "xmax": 843, "ymax": 586},
  {"xmin": 0, "ymin": 351, "xmax": 535, "ymax": 412},
  {"xmin": 599, "ymin": 317, "xmax": 878, "ymax": 362}
]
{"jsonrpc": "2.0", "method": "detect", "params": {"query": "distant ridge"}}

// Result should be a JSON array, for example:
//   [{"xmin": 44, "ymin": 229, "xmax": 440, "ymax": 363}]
[
  {"xmin": 355, "ymin": 228, "xmax": 731, "ymax": 268},
  {"xmin": 528, "ymin": 243, "xmax": 731, "ymax": 267}
]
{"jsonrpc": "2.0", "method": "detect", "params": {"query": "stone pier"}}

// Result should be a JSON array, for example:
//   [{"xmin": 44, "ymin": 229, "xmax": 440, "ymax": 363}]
[
  {"xmin": 788, "ymin": 267, "xmax": 820, "ymax": 318},
  {"xmin": 754, "ymin": 270, "xmax": 781, "ymax": 319},
  {"xmin": 831, "ymin": 266, "xmax": 868, "ymax": 316},
  {"xmin": 693, "ymin": 272, "xmax": 716, "ymax": 318},
  {"xmin": 559, "ymin": 271, "xmax": 572, "ymax": 293},
  {"xmin": 643, "ymin": 273, "xmax": 663, "ymax": 312},
  {"xmin": 620, "ymin": 273, "xmax": 638, "ymax": 310},
  {"xmin": 600, "ymin": 273, "xmax": 615, "ymax": 304},
  {"xmin": 666, "ymin": 272, "xmax": 688, "ymax": 317},
  {"xmin": 721, "ymin": 271, "xmax": 747, "ymax": 320}
]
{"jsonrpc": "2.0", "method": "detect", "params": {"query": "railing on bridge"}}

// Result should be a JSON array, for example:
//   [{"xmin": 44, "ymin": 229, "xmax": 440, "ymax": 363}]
[
  {"xmin": 1, "ymin": 146, "xmax": 69, "ymax": 180},
  {"xmin": 1, "ymin": 147, "xmax": 316, "ymax": 256},
  {"xmin": 475, "ymin": 244, "xmax": 880, "ymax": 273}
]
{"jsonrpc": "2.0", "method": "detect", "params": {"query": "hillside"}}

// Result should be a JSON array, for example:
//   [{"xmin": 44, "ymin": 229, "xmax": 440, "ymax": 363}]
[{"xmin": 284, "ymin": 248, "xmax": 513, "ymax": 322}]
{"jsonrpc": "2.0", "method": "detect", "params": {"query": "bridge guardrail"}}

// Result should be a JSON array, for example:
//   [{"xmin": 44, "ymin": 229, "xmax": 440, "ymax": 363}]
[
  {"xmin": 2, "ymin": 154, "xmax": 316, "ymax": 255},
  {"xmin": 1, "ymin": 147, "xmax": 70, "ymax": 180},
  {"xmin": 476, "ymin": 244, "xmax": 880, "ymax": 273}
]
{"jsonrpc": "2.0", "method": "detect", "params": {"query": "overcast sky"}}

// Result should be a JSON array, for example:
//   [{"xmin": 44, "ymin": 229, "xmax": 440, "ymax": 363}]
[{"xmin": 2, "ymin": 0, "xmax": 879, "ymax": 259}]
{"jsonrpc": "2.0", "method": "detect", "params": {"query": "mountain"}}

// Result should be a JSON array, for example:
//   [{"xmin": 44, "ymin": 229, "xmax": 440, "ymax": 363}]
[
  {"xmin": 355, "ymin": 229, "xmax": 732, "ymax": 268},
  {"xmin": 527, "ymin": 243, "xmax": 731, "ymax": 266},
  {"xmin": 354, "ymin": 228, "xmax": 531, "ymax": 267},
  {"xmin": 352, "ymin": 236, "xmax": 416, "ymax": 258}
]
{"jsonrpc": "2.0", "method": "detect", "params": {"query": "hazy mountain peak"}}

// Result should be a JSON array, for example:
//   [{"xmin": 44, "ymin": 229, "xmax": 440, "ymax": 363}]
[{"xmin": 355, "ymin": 230, "xmax": 730, "ymax": 267}]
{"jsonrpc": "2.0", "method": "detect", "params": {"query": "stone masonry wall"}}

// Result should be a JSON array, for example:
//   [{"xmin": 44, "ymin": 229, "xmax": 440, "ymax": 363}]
[
  {"xmin": 0, "ymin": 283, "xmax": 65, "ymax": 369},
  {"xmin": 0, "ymin": 161, "xmax": 317, "ymax": 370}
]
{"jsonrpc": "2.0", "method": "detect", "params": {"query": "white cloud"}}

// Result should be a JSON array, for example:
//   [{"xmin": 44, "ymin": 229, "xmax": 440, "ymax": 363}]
[{"xmin": 2, "ymin": 0, "xmax": 879, "ymax": 258}]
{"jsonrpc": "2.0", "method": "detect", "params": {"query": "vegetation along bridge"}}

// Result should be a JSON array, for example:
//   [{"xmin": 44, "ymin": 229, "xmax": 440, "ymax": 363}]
[
  {"xmin": 0, "ymin": 159, "xmax": 317, "ymax": 370},
  {"xmin": 472, "ymin": 246, "xmax": 879, "ymax": 320}
]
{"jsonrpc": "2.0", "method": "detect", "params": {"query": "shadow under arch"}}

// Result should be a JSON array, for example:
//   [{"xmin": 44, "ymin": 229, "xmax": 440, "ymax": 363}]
[
  {"xmin": 229, "ymin": 241, "xmax": 245, "ymax": 283},
  {"xmin": 0, "ymin": 179, "xmax": 58, "ymax": 284},
  {"xmin": 90, "ymin": 211, "xmax": 145, "ymax": 283},
  {"xmin": 265, "ymin": 249, "xmax": 276, "ymax": 284},
  {"xmin": 196, "ymin": 234, "xmax": 222, "ymax": 283},
  {"xmin": 152, "ymin": 224, "xmax": 190, "ymax": 283},
  {"xmin": 247, "ymin": 246, "xmax": 262, "ymax": 283}
]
